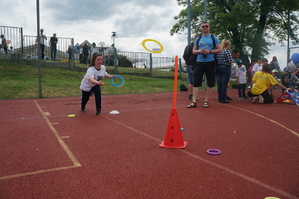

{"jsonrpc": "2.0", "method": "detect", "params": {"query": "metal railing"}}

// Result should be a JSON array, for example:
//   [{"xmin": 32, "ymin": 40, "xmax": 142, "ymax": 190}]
[
  {"xmin": 72, "ymin": 49, "xmax": 180, "ymax": 78},
  {"xmin": 23, "ymin": 35, "xmax": 74, "ymax": 61},
  {"xmin": 1, "ymin": 25, "xmax": 185, "ymax": 79},
  {"xmin": 0, "ymin": 26, "xmax": 23, "ymax": 60}
]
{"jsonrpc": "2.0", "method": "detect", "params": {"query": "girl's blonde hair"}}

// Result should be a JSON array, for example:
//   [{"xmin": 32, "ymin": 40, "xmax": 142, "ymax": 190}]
[{"xmin": 220, "ymin": 39, "xmax": 231, "ymax": 49}]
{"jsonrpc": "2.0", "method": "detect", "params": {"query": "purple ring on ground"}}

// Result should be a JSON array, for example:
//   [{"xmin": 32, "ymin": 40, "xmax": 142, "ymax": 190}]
[{"xmin": 206, "ymin": 149, "xmax": 221, "ymax": 155}]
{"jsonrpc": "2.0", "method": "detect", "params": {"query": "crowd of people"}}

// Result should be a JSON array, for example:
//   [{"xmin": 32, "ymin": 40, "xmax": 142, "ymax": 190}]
[
  {"xmin": 78, "ymin": 41, "xmax": 111, "ymax": 65},
  {"xmin": 2, "ymin": 25, "xmax": 299, "ymax": 111},
  {"xmin": 183, "ymin": 21, "xmax": 299, "ymax": 107},
  {"xmin": 34, "ymin": 29, "xmax": 112, "ymax": 63},
  {"xmin": 1, "ymin": 28, "xmax": 114, "ymax": 64}
]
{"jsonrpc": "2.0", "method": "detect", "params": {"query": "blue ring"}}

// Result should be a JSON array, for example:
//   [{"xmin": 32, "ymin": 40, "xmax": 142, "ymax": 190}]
[{"xmin": 110, "ymin": 75, "xmax": 125, "ymax": 87}]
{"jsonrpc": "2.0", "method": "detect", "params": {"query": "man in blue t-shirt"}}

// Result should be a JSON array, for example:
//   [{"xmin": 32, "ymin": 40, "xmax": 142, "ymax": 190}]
[{"xmin": 187, "ymin": 22, "xmax": 221, "ymax": 108}]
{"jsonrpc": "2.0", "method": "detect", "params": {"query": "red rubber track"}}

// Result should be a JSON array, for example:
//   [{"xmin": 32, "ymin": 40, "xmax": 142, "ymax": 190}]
[{"xmin": 0, "ymin": 88, "xmax": 298, "ymax": 199}]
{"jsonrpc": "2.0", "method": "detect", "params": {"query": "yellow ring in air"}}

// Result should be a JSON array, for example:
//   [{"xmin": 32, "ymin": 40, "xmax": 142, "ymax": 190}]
[{"xmin": 142, "ymin": 39, "xmax": 164, "ymax": 53}]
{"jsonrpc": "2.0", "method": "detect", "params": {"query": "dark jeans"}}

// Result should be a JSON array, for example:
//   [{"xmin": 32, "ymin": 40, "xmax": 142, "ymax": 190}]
[
  {"xmin": 187, "ymin": 64, "xmax": 194, "ymax": 85},
  {"xmin": 247, "ymin": 89, "xmax": 274, "ymax": 103},
  {"xmin": 68, "ymin": 53, "xmax": 72, "ymax": 62},
  {"xmin": 79, "ymin": 54, "xmax": 83, "ymax": 63},
  {"xmin": 51, "ymin": 45, "xmax": 57, "ymax": 60},
  {"xmin": 83, "ymin": 53, "xmax": 88, "ymax": 64},
  {"xmin": 238, "ymin": 84, "xmax": 246, "ymax": 98},
  {"xmin": 3, "ymin": 46, "xmax": 8, "ymax": 54},
  {"xmin": 81, "ymin": 85, "xmax": 102, "ymax": 110},
  {"xmin": 40, "ymin": 44, "xmax": 45, "ymax": 59},
  {"xmin": 216, "ymin": 65, "xmax": 231, "ymax": 102}
]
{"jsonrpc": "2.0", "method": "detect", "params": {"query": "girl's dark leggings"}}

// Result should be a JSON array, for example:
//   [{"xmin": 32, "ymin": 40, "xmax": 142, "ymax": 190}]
[{"xmin": 81, "ymin": 85, "xmax": 102, "ymax": 110}]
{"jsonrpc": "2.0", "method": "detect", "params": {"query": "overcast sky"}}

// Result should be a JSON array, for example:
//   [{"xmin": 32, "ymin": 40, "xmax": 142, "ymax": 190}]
[{"xmin": 2, "ymin": 0, "xmax": 294, "ymax": 68}]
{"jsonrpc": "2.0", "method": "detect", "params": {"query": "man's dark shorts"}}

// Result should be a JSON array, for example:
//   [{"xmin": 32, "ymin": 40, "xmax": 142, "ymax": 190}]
[{"xmin": 193, "ymin": 61, "xmax": 216, "ymax": 87}]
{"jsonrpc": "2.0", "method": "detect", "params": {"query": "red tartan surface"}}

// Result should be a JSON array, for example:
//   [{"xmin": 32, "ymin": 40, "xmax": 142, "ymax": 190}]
[{"xmin": 0, "ymin": 88, "xmax": 298, "ymax": 199}]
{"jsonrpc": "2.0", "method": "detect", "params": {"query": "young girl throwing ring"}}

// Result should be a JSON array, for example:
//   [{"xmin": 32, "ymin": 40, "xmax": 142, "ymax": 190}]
[{"xmin": 80, "ymin": 53, "xmax": 115, "ymax": 115}]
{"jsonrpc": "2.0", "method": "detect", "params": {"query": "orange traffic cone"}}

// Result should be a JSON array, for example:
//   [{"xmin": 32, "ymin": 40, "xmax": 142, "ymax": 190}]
[{"xmin": 159, "ymin": 108, "xmax": 188, "ymax": 149}]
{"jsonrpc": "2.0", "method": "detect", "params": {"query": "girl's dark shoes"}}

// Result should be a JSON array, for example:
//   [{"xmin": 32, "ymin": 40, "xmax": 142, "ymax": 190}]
[
  {"xmin": 219, "ymin": 100, "xmax": 230, "ymax": 103},
  {"xmin": 96, "ymin": 109, "xmax": 102, "ymax": 115}
]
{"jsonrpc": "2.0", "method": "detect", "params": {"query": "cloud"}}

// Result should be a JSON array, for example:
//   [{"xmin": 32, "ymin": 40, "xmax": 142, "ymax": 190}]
[
  {"xmin": 0, "ymin": 0, "xmax": 187, "ymax": 58},
  {"xmin": 115, "ymin": 5, "xmax": 176, "ymax": 37},
  {"xmin": 3, "ymin": 0, "xmax": 290, "ymax": 65},
  {"xmin": 43, "ymin": 0, "xmax": 171, "ymax": 23}
]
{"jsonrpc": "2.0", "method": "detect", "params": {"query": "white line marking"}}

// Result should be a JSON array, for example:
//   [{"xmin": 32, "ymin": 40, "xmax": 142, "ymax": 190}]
[
  {"xmin": 102, "ymin": 115, "xmax": 299, "ymax": 199},
  {"xmin": 221, "ymin": 103, "xmax": 299, "ymax": 138}
]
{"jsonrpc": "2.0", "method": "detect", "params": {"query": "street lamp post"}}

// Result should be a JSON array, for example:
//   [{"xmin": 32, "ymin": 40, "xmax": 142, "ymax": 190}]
[
  {"xmin": 187, "ymin": 0, "xmax": 191, "ymax": 44},
  {"xmin": 111, "ymin": 32, "xmax": 117, "ymax": 72},
  {"xmin": 36, "ymin": 0, "xmax": 42, "ymax": 98},
  {"xmin": 287, "ymin": 9, "xmax": 290, "ymax": 65}
]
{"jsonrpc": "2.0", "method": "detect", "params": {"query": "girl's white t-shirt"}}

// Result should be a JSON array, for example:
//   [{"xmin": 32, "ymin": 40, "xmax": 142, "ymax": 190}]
[{"xmin": 80, "ymin": 65, "xmax": 107, "ymax": 92}]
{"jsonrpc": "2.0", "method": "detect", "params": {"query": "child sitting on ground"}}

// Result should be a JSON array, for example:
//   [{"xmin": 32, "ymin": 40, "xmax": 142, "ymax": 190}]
[{"xmin": 247, "ymin": 64, "xmax": 291, "ymax": 104}]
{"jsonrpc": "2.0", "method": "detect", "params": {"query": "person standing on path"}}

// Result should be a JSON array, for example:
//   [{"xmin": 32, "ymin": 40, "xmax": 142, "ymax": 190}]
[
  {"xmin": 183, "ymin": 35, "xmax": 198, "ymax": 100},
  {"xmin": 0, "ymin": 34, "xmax": 8, "ymax": 54},
  {"xmin": 36, "ymin": 29, "xmax": 47, "ymax": 59},
  {"xmin": 50, "ymin": 33, "xmax": 58, "ymax": 61},
  {"xmin": 187, "ymin": 21, "xmax": 221, "ymax": 108},
  {"xmin": 82, "ymin": 41, "xmax": 89, "ymax": 64},
  {"xmin": 216, "ymin": 39, "xmax": 233, "ymax": 103}
]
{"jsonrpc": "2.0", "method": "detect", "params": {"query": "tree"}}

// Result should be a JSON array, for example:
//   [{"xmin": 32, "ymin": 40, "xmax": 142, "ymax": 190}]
[{"xmin": 171, "ymin": 0, "xmax": 299, "ymax": 66}]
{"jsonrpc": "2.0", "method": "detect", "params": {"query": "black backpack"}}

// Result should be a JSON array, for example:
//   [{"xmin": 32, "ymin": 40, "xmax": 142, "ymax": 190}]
[
  {"xmin": 180, "ymin": 84, "xmax": 188, "ymax": 91},
  {"xmin": 183, "ymin": 42, "xmax": 196, "ymax": 65}
]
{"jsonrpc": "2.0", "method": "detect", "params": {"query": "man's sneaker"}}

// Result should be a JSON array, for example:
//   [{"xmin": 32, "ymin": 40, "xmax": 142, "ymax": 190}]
[
  {"xmin": 258, "ymin": 95, "xmax": 264, "ymax": 104},
  {"xmin": 252, "ymin": 96, "xmax": 258, "ymax": 103},
  {"xmin": 188, "ymin": 94, "xmax": 193, "ymax": 100},
  {"xmin": 81, "ymin": 108, "xmax": 86, "ymax": 111}
]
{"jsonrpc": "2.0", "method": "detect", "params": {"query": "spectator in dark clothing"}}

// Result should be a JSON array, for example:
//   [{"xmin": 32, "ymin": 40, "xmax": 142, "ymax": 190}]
[
  {"xmin": 1, "ymin": 34, "xmax": 8, "ymax": 53},
  {"xmin": 67, "ymin": 45, "xmax": 72, "ymax": 62},
  {"xmin": 183, "ymin": 36, "xmax": 198, "ymax": 100},
  {"xmin": 82, "ymin": 42, "xmax": 89, "ymax": 64},
  {"xmin": 50, "ymin": 33, "xmax": 58, "ymax": 60}
]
